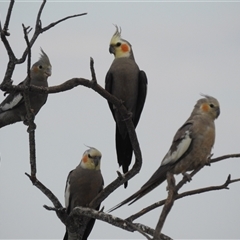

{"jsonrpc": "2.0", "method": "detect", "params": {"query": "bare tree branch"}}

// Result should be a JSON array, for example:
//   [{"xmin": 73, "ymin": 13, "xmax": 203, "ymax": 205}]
[
  {"xmin": 153, "ymin": 173, "xmax": 176, "ymax": 239},
  {"xmin": 127, "ymin": 174, "xmax": 240, "ymax": 222},
  {"xmin": 75, "ymin": 207, "xmax": 152, "ymax": 240},
  {"xmin": 25, "ymin": 173, "xmax": 67, "ymax": 224},
  {"xmin": 210, "ymin": 153, "xmax": 240, "ymax": 163},
  {"xmin": 134, "ymin": 223, "xmax": 173, "ymax": 240},
  {"xmin": 44, "ymin": 205, "xmax": 173, "ymax": 240},
  {"xmin": 2, "ymin": 2, "xmax": 240, "ymax": 239},
  {"xmin": 41, "ymin": 13, "xmax": 87, "ymax": 32},
  {"xmin": 2, "ymin": 0, "xmax": 15, "ymax": 36},
  {"xmin": 0, "ymin": 1, "xmax": 16, "ymax": 84},
  {"xmin": 0, "ymin": 1, "xmax": 87, "ymax": 88},
  {"xmin": 35, "ymin": 0, "xmax": 46, "ymax": 30},
  {"xmin": 22, "ymin": 23, "xmax": 37, "ymax": 177}
]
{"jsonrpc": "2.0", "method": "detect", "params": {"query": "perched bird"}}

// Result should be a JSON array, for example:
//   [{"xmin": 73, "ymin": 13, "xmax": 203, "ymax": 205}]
[
  {"xmin": 109, "ymin": 95, "xmax": 220, "ymax": 211},
  {"xmin": 105, "ymin": 26, "xmax": 148, "ymax": 188},
  {"xmin": 0, "ymin": 48, "xmax": 51, "ymax": 128},
  {"xmin": 64, "ymin": 147, "xmax": 104, "ymax": 240}
]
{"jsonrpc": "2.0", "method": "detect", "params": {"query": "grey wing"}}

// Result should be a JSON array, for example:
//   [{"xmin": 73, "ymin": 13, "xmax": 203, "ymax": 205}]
[
  {"xmin": 134, "ymin": 70, "xmax": 148, "ymax": 127},
  {"xmin": 0, "ymin": 81, "xmax": 25, "ymax": 113},
  {"xmin": 64, "ymin": 170, "xmax": 73, "ymax": 211},
  {"xmin": 161, "ymin": 122, "xmax": 193, "ymax": 166},
  {"xmin": 0, "ymin": 92, "xmax": 23, "ymax": 113},
  {"xmin": 105, "ymin": 71, "xmax": 115, "ymax": 120}
]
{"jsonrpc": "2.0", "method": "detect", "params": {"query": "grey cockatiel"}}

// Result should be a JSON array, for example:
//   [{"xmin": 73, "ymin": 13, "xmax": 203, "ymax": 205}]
[
  {"xmin": 109, "ymin": 95, "xmax": 220, "ymax": 211},
  {"xmin": 105, "ymin": 26, "xmax": 148, "ymax": 188},
  {"xmin": 64, "ymin": 147, "xmax": 104, "ymax": 240},
  {"xmin": 0, "ymin": 49, "xmax": 51, "ymax": 128}
]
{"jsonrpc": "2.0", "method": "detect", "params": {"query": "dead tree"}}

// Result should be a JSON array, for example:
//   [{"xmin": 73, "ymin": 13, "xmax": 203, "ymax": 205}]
[{"xmin": 1, "ymin": 2, "xmax": 239, "ymax": 240}]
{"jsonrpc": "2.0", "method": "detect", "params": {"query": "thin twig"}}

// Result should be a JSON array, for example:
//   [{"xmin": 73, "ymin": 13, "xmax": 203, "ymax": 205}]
[
  {"xmin": 35, "ymin": 0, "xmax": 46, "ymax": 30},
  {"xmin": 25, "ymin": 173, "xmax": 67, "ymax": 223},
  {"xmin": 210, "ymin": 154, "xmax": 240, "ymax": 164},
  {"xmin": 0, "ymin": 1, "xmax": 16, "ymax": 85},
  {"xmin": 90, "ymin": 57, "xmax": 97, "ymax": 83},
  {"xmin": 41, "ymin": 13, "xmax": 87, "ymax": 32},
  {"xmin": 2, "ymin": 0, "xmax": 14, "ymax": 36}
]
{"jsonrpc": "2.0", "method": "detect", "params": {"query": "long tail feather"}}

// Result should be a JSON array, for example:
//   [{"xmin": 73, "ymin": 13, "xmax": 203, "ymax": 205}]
[
  {"xmin": 108, "ymin": 165, "xmax": 173, "ymax": 212},
  {"xmin": 116, "ymin": 126, "xmax": 133, "ymax": 188}
]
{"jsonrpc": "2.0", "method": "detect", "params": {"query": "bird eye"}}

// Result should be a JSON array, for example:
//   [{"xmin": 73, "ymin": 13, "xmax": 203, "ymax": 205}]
[
  {"xmin": 88, "ymin": 154, "xmax": 92, "ymax": 158},
  {"xmin": 116, "ymin": 42, "xmax": 121, "ymax": 47},
  {"xmin": 38, "ymin": 65, "xmax": 43, "ymax": 69},
  {"xmin": 209, "ymin": 104, "xmax": 214, "ymax": 108}
]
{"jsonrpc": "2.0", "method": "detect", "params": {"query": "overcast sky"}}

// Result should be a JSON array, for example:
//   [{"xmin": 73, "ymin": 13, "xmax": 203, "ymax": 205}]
[{"xmin": 0, "ymin": 1, "xmax": 240, "ymax": 240}]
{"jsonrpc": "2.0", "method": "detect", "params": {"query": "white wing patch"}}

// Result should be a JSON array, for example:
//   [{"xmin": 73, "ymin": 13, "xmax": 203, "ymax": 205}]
[
  {"xmin": 161, "ymin": 130, "xmax": 192, "ymax": 166},
  {"xmin": 1, "ymin": 93, "xmax": 23, "ymax": 111},
  {"xmin": 64, "ymin": 177, "xmax": 71, "ymax": 208}
]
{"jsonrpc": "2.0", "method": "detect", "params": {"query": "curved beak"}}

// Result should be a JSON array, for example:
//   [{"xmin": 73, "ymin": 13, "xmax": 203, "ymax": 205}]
[
  {"xmin": 109, "ymin": 45, "xmax": 115, "ymax": 54},
  {"xmin": 216, "ymin": 107, "xmax": 220, "ymax": 118},
  {"xmin": 93, "ymin": 156, "xmax": 101, "ymax": 167},
  {"xmin": 45, "ymin": 66, "xmax": 52, "ymax": 77}
]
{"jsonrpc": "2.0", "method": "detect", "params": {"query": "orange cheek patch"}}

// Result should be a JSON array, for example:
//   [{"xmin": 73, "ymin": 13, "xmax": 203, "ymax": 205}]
[
  {"xmin": 121, "ymin": 43, "xmax": 129, "ymax": 52},
  {"xmin": 32, "ymin": 66, "xmax": 39, "ymax": 73},
  {"xmin": 201, "ymin": 103, "xmax": 210, "ymax": 112},
  {"xmin": 82, "ymin": 155, "xmax": 88, "ymax": 163}
]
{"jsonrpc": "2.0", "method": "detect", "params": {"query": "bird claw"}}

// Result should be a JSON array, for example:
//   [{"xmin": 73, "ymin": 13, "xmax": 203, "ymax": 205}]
[
  {"xmin": 99, "ymin": 206, "xmax": 105, "ymax": 212},
  {"xmin": 205, "ymin": 160, "xmax": 211, "ymax": 166},
  {"xmin": 116, "ymin": 170, "xmax": 124, "ymax": 179},
  {"xmin": 182, "ymin": 172, "xmax": 192, "ymax": 182},
  {"xmin": 57, "ymin": 207, "xmax": 66, "ymax": 214},
  {"xmin": 206, "ymin": 153, "xmax": 213, "ymax": 166},
  {"xmin": 2, "ymin": 28, "xmax": 10, "ymax": 36},
  {"xmin": 26, "ymin": 123, "xmax": 37, "ymax": 133}
]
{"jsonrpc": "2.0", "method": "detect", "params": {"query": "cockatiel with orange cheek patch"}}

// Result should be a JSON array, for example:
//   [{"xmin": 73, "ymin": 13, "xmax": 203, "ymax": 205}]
[
  {"xmin": 0, "ymin": 48, "xmax": 51, "ymax": 128},
  {"xmin": 105, "ymin": 26, "xmax": 148, "ymax": 188},
  {"xmin": 109, "ymin": 95, "xmax": 220, "ymax": 211},
  {"xmin": 64, "ymin": 147, "xmax": 104, "ymax": 240}
]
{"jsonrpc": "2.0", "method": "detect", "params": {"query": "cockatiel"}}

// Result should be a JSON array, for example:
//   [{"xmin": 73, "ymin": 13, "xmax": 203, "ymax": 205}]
[
  {"xmin": 0, "ymin": 48, "xmax": 51, "ymax": 128},
  {"xmin": 109, "ymin": 95, "xmax": 220, "ymax": 211},
  {"xmin": 105, "ymin": 26, "xmax": 148, "ymax": 188},
  {"xmin": 64, "ymin": 147, "xmax": 104, "ymax": 240}
]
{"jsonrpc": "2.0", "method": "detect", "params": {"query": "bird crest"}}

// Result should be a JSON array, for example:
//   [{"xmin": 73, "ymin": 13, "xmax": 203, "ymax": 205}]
[
  {"xmin": 110, "ymin": 25, "xmax": 122, "ymax": 44},
  {"xmin": 39, "ymin": 48, "xmax": 51, "ymax": 66},
  {"xmin": 83, "ymin": 145, "xmax": 102, "ymax": 158},
  {"xmin": 109, "ymin": 25, "xmax": 133, "ymax": 59},
  {"xmin": 30, "ymin": 48, "xmax": 52, "ymax": 77}
]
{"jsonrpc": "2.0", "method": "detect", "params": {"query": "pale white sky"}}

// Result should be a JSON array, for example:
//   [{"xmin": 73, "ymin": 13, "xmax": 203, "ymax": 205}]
[{"xmin": 0, "ymin": 1, "xmax": 240, "ymax": 239}]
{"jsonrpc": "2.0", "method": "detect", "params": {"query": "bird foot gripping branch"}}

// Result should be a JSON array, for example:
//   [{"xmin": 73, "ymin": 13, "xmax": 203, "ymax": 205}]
[{"xmin": 182, "ymin": 172, "xmax": 192, "ymax": 182}]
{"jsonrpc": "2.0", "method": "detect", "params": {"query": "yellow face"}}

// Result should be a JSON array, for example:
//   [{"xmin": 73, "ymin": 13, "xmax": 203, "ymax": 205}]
[
  {"xmin": 200, "ymin": 96, "xmax": 220, "ymax": 119},
  {"xmin": 81, "ymin": 148, "xmax": 102, "ymax": 170},
  {"xmin": 109, "ymin": 31, "xmax": 131, "ymax": 58}
]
